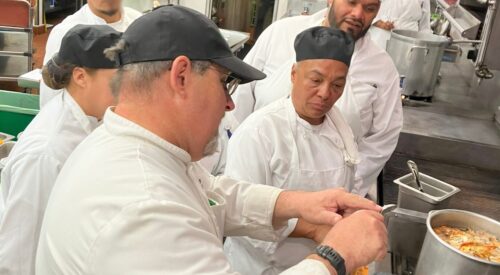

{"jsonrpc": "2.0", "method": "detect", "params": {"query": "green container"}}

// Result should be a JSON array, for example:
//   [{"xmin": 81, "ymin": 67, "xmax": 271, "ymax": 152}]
[{"xmin": 0, "ymin": 90, "xmax": 39, "ymax": 138}]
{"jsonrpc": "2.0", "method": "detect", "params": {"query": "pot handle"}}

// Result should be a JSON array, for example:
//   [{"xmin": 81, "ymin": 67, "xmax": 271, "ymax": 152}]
[{"xmin": 408, "ymin": 46, "xmax": 430, "ymax": 59}]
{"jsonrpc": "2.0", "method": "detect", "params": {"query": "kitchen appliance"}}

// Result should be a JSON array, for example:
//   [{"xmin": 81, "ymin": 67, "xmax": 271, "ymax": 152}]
[
  {"xmin": 378, "ymin": 170, "xmax": 461, "ymax": 275},
  {"xmin": 386, "ymin": 30, "xmax": 450, "ymax": 100},
  {"xmin": 415, "ymin": 209, "xmax": 500, "ymax": 275}
]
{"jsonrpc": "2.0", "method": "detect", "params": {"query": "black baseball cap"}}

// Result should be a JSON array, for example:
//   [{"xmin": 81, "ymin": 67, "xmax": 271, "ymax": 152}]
[
  {"xmin": 119, "ymin": 5, "xmax": 266, "ymax": 84},
  {"xmin": 57, "ymin": 24, "xmax": 122, "ymax": 68},
  {"xmin": 294, "ymin": 26, "xmax": 355, "ymax": 66}
]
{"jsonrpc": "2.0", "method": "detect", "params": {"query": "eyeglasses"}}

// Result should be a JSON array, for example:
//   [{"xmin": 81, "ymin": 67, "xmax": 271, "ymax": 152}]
[{"xmin": 208, "ymin": 66, "xmax": 241, "ymax": 96}]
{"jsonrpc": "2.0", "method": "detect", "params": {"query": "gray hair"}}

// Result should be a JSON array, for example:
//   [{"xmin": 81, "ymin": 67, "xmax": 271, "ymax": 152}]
[{"xmin": 105, "ymin": 39, "xmax": 211, "ymax": 97}]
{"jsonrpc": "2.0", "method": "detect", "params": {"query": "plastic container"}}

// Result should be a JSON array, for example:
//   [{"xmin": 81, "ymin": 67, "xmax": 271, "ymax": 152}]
[
  {"xmin": 394, "ymin": 172, "xmax": 460, "ymax": 213},
  {"xmin": 0, "ymin": 90, "xmax": 39, "ymax": 138}
]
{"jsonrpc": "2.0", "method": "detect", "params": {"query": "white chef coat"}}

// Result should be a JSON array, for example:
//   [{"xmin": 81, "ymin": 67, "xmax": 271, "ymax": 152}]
[
  {"xmin": 0, "ymin": 90, "xmax": 99, "ymax": 275},
  {"xmin": 231, "ymin": 8, "xmax": 403, "ymax": 196},
  {"xmin": 224, "ymin": 97, "xmax": 359, "ymax": 275},
  {"xmin": 39, "ymin": 4, "xmax": 142, "ymax": 108},
  {"xmin": 199, "ymin": 112, "xmax": 240, "ymax": 176},
  {"xmin": 35, "ymin": 108, "xmax": 331, "ymax": 275},
  {"xmin": 369, "ymin": 0, "xmax": 432, "ymax": 49}
]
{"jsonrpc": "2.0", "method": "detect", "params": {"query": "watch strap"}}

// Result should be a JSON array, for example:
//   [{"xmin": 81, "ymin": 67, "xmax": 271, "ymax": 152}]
[{"xmin": 315, "ymin": 245, "xmax": 346, "ymax": 275}]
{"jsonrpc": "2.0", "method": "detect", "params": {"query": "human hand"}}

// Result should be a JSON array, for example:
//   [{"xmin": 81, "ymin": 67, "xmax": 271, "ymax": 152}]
[
  {"xmin": 374, "ymin": 20, "xmax": 394, "ymax": 31},
  {"xmin": 289, "ymin": 219, "xmax": 332, "ymax": 244},
  {"xmin": 296, "ymin": 188, "xmax": 381, "ymax": 226},
  {"xmin": 273, "ymin": 189, "xmax": 381, "ymax": 228},
  {"xmin": 320, "ymin": 210, "xmax": 387, "ymax": 273}
]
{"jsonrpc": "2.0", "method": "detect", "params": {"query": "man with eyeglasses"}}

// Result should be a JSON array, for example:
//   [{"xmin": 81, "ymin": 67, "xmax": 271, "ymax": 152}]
[
  {"xmin": 198, "ymin": 68, "xmax": 241, "ymax": 177},
  {"xmin": 36, "ymin": 6, "xmax": 387, "ymax": 275}
]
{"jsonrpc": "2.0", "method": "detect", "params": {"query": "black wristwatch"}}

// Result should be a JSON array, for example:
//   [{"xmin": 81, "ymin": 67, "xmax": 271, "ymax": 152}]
[{"xmin": 315, "ymin": 245, "xmax": 346, "ymax": 275}]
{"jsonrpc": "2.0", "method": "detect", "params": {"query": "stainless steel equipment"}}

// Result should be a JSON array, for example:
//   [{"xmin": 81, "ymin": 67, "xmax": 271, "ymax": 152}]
[
  {"xmin": 0, "ymin": 0, "xmax": 33, "ymax": 82},
  {"xmin": 415, "ymin": 209, "xmax": 500, "ymax": 275},
  {"xmin": 379, "ymin": 172, "xmax": 461, "ymax": 275},
  {"xmin": 437, "ymin": 0, "xmax": 481, "ymax": 40},
  {"xmin": 393, "ymin": 172, "xmax": 460, "ymax": 212},
  {"xmin": 436, "ymin": 0, "xmax": 499, "ymax": 78},
  {"xmin": 386, "ymin": 30, "xmax": 450, "ymax": 100},
  {"xmin": 406, "ymin": 160, "xmax": 424, "ymax": 192}
]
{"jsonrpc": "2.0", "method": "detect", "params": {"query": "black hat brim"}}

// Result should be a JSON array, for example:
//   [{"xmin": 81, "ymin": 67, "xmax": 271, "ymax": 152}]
[{"xmin": 211, "ymin": 56, "xmax": 266, "ymax": 84}]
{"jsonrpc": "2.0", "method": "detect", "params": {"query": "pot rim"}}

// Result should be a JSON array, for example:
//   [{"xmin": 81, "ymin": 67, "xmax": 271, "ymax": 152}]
[
  {"xmin": 427, "ymin": 209, "xmax": 500, "ymax": 266},
  {"xmin": 391, "ymin": 29, "xmax": 450, "ymax": 46}
]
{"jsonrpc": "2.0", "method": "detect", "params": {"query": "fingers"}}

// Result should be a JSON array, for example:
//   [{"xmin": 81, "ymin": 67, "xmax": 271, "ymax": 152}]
[
  {"xmin": 318, "ymin": 210, "xmax": 343, "ymax": 226},
  {"xmin": 337, "ymin": 193, "xmax": 382, "ymax": 212},
  {"xmin": 359, "ymin": 209, "xmax": 385, "ymax": 222}
]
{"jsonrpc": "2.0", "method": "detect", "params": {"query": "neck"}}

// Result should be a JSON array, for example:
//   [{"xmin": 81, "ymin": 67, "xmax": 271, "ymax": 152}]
[
  {"xmin": 66, "ymin": 84, "xmax": 96, "ymax": 118},
  {"xmin": 298, "ymin": 113, "xmax": 324, "ymax": 125},
  {"xmin": 88, "ymin": 5, "xmax": 122, "ymax": 24},
  {"xmin": 114, "ymin": 89, "xmax": 192, "ymax": 157}
]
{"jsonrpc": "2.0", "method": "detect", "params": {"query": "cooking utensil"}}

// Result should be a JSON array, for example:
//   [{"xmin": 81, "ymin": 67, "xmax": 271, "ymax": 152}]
[
  {"xmin": 415, "ymin": 209, "xmax": 500, "ymax": 275},
  {"xmin": 386, "ymin": 30, "xmax": 450, "ymax": 99},
  {"xmin": 407, "ymin": 160, "xmax": 424, "ymax": 192}
]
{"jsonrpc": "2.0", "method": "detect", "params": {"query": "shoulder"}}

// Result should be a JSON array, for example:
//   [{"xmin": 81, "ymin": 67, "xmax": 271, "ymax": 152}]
[
  {"xmin": 359, "ymin": 36, "xmax": 397, "ymax": 70},
  {"xmin": 351, "ymin": 36, "xmax": 399, "ymax": 82},
  {"xmin": 235, "ymin": 99, "xmax": 289, "ymax": 138},
  {"xmin": 123, "ymin": 7, "xmax": 143, "ymax": 20},
  {"xmin": 266, "ymin": 13, "xmax": 318, "ymax": 35}
]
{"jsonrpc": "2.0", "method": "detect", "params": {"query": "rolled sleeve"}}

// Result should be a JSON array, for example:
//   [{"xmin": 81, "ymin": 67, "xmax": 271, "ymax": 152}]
[{"xmin": 281, "ymin": 259, "xmax": 330, "ymax": 275}]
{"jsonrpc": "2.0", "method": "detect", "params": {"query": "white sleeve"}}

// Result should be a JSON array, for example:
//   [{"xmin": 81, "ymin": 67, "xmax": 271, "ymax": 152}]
[
  {"xmin": 89, "ymin": 200, "xmax": 241, "ymax": 275},
  {"xmin": 419, "ymin": 0, "xmax": 432, "ymax": 33},
  {"xmin": 281, "ymin": 259, "xmax": 330, "ymax": 275},
  {"xmin": 209, "ymin": 175, "xmax": 284, "ymax": 240},
  {"xmin": 231, "ymin": 26, "xmax": 274, "ymax": 123},
  {"xmin": 89, "ymin": 198, "xmax": 321, "ymax": 275},
  {"xmin": 373, "ymin": 0, "xmax": 389, "ymax": 24},
  {"xmin": 0, "ymin": 155, "xmax": 61, "ymax": 275},
  {"xmin": 353, "ymin": 74, "xmax": 403, "ymax": 196}
]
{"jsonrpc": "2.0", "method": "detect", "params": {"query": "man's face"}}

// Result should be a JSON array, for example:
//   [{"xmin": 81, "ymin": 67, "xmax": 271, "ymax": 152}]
[
  {"xmin": 291, "ymin": 59, "xmax": 348, "ymax": 125},
  {"xmin": 88, "ymin": 0, "xmax": 122, "ymax": 16},
  {"xmin": 327, "ymin": 0, "xmax": 380, "ymax": 40},
  {"xmin": 189, "ymin": 63, "xmax": 235, "ymax": 160}
]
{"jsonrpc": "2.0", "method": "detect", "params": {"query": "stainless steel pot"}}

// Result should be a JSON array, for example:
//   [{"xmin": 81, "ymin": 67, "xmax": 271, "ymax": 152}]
[
  {"xmin": 386, "ymin": 30, "xmax": 450, "ymax": 99},
  {"xmin": 415, "ymin": 209, "xmax": 500, "ymax": 275}
]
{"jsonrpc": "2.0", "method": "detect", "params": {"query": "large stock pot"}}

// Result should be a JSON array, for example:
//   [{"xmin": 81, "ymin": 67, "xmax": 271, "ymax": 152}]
[
  {"xmin": 386, "ymin": 30, "xmax": 450, "ymax": 99},
  {"xmin": 415, "ymin": 209, "xmax": 500, "ymax": 275}
]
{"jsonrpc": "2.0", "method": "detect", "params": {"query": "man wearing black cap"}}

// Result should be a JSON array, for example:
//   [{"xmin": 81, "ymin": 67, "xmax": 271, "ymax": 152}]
[
  {"xmin": 224, "ymin": 26, "xmax": 378, "ymax": 275},
  {"xmin": 36, "ymin": 6, "xmax": 386, "ymax": 275},
  {"xmin": 0, "ymin": 24, "xmax": 121, "ymax": 275},
  {"xmin": 231, "ymin": 0, "xmax": 403, "ymax": 201}
]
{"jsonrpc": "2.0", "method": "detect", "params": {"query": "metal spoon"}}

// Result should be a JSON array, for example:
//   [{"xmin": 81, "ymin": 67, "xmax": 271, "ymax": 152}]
[{"xmin": 407, "ymin": 160, "xmax": 424, "ymax": 192}]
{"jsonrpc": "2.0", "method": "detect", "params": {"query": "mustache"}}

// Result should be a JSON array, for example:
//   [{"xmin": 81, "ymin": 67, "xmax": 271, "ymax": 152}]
[{"xmin": 343, "ymin": 17, "xmax": 363, "ymax": 28}]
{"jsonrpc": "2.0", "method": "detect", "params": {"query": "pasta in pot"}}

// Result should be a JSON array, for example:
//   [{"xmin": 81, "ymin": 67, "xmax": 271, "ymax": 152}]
[{"xmin": 434, "ymin": 225, "xmax": 500, "ymax": 263}]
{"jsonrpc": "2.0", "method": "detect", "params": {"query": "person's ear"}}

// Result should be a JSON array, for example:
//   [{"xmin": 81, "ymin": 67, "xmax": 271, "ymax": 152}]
[
  {"xmin": 170, "ymin": 55, "xmax": 192, "ymax": 97},
  {"xmin": 291, "ymin": 63, "xmax": 298, "ymax": 84},
  {"xmin": 72, "ymin": 67, "xmax": 87, "ymax": 88}
]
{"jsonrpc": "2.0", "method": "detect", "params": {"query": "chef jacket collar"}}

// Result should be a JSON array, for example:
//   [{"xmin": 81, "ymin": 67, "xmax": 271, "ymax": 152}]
[{"xmin": 102, "ymin": 108, "xmax": 192, "ymax": 163}]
